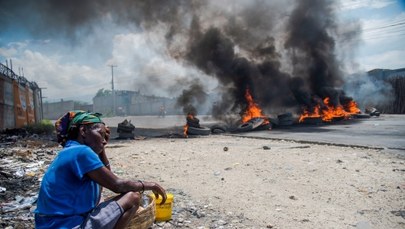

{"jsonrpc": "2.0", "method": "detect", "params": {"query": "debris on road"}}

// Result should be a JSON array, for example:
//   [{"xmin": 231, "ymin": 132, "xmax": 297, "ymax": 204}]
[{"xmin": 117, "ymin": 119, "xmax": 136, "ymax": 139}]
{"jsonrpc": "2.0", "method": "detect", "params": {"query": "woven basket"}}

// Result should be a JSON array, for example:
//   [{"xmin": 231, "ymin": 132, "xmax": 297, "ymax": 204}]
[{"xmin": 127, "ymin": 195, "xmax": 156, "ymax": 229}]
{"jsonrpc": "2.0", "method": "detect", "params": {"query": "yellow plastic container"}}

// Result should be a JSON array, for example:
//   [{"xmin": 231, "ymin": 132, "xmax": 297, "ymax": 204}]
[{"xmin": 150, "ymin": 193, "xmax": 173, "ymax": 222}]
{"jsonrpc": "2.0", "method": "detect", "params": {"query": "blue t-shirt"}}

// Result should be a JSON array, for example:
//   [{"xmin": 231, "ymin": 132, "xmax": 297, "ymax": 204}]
[{"xmin": 35, "ymin": 140, "xmax": 104, "ymax": 228}]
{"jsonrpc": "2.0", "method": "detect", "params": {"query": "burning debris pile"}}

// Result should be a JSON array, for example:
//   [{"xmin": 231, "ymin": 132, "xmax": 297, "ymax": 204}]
[
  {"xmin": 170, "ymin": 0, "xmax": 373, "ymax": 129},
  {"xmin": 298, "ymin": 96, "xmax": 362, "ymax": 124},
  {"xmin": 235, "ymin": 89, "xmax": 272, "ymax": 132},
  {"xmin": 181, "ymin": 87, "xmax": 371, "ymax": 137},
  {"xmin": 183, "ymin": 112, "xmax": 211, "ymax": 137}
]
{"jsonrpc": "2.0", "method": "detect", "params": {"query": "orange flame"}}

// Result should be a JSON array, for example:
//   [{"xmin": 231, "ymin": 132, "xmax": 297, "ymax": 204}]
[
  {"xmin": 345, "ymin": 100, "xmax": 361, "ymax": 114},
  {"xmin": 299, "ymin": 105, "xmax": 321, "ymax": 123},
  {"xmin": 299, "ymin": 97, "xmax": 361, "ymax": 123},
  {"xmin": 322, "ymin": 97, "xmax": 347, "ymax": 122},
  {"xmin": 183, "ymin": 124, "xmax": 188, "ymax": 138},
  {"xmin": 241, "ymin": 89, "xmax": 269, "ymax": 124},
  {"xmin": 183, "ymin": 113, "xmax": 194, "ymax": 138}
]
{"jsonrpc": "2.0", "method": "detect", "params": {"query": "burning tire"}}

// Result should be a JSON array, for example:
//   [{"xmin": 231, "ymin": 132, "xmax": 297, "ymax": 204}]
[
  {"xmin": 187, "ymin": 126, "xmax": 211, "ymax": 136},
  {"xmin": 277, "ymin": 113, "xmax": 294, "ymax": 126},
  {"xmin": 353, "ymin": 114, "xmax": 371, "ymax": 119},
  {"xmin": 236, "ymin": 118, "xmax": 264, "ymax": 132},
  {"xmin": 210, "ymin": 124, "xmax": 227, "ymax": 134},
  {"xmin": 255, "ymin": 122, "xmax": 272, "ymax": 130},
  {"xmin": 237, "ymin": 122, "xmax": 254, "ymax": 132}
]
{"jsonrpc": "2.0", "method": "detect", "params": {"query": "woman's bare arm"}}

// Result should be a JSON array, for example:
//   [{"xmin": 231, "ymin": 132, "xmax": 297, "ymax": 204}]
[{"xmin": 86, "ymin": 167, "xmax": 167, "ymax": 204}]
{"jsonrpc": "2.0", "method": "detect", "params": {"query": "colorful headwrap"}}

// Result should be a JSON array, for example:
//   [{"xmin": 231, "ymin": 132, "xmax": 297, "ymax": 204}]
[{"xmin": 55, "ymin": 110, "xmax": 104, "ymax": 146}]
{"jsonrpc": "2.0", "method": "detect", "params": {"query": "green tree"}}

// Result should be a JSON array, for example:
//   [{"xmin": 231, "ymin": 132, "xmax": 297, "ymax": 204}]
[{"xmin": 94, "ymin": 88, "xmax": 112, "ymax": 98}]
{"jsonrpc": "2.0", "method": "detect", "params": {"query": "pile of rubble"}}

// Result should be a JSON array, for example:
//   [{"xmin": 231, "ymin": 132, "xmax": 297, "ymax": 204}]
[
  {"xmin": 117, "ymin": 119, "xmax": 136, "ymax": 139},
  {"xmin": 0, "ymin": 133, "xmax": 59, "ymax": 228}
]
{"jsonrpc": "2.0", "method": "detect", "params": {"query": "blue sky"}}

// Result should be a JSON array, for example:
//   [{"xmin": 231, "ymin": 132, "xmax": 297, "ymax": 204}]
[
  {"xmin": 0, "ymin": 0, "xmax": 404, "ymax": 103},
  {"xmin": 339, "ymin": 0, "xmax": 405, "ymax": 70}
]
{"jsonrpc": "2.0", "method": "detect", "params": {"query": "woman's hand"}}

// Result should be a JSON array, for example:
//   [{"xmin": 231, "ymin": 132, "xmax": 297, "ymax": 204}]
[
  {"xmin": 144, "ymin": 182, "xmax": 167, "ymax": 204},
  {"xmin": 105, "ymin": 126, "xmax": 111, "ymax": 142},
  {"xmin": 99, "ymin": 125, "xmax": 111, "ymax": 169}
]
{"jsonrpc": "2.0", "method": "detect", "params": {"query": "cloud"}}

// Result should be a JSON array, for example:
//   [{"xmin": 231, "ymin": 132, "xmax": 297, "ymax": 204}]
[
  {"xmin": 107, "ymin": 27, "xmax": 218, "ymax": 98},
  {"xmin": 340, "ymin": 0, "xmax": 396, "ymax": 10},
  {"xmin": 360, "ymin": 49, "xmax": 405, "ymax": 70},
  {"xmin": 338, "ymin": 5, "xmax": 405, "ymax": 71},
  {"xmin": 0, "ymin": 41, "xmax": 28, "ymax": 58},
  {"xmin": 13, "ymin": 50, "xmax": 110, "ymax": 102}
]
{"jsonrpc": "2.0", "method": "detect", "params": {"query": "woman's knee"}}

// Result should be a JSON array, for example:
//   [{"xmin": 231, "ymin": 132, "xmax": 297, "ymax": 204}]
[
  {"xmin": 116, "ymin": 192, "xmax": 140, "ymax": 210},
  {"xmin": 126, "ymin": 191, "xmax": 140, "ymax": 204}
]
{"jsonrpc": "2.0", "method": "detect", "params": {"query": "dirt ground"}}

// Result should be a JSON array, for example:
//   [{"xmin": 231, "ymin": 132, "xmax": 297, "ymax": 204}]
[
  {"xmin": 1, "ymin": 130, "xmax": 404, "ymax": 228},
  {"xmin": 104, "ymin": 135, "xmax": 405, "ymax": 229}
]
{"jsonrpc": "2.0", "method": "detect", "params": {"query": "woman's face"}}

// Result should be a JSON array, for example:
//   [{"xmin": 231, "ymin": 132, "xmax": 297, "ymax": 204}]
[{"xmin": 82, "ymin": 123, "xmax": 107, "ymax": 154}]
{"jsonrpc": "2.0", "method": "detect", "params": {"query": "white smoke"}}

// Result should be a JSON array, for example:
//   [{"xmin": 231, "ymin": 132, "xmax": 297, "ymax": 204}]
[
  {"xmin": 107, "ymin": 24, "xmax": 218, "ymax": 98},
  {"xmin": 343, "ymin": 72, "xmax": 394, "ymax": 110}
]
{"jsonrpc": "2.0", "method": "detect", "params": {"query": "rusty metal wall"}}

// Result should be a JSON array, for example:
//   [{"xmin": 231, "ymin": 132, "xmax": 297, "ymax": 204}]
[
  {"xmin": 0, "ymin": 76, "xmax": 16, "ymax": 129},
  {"xmin": 13, "ymin": 82, "xmax": 28, "ymax": 127},
  {"xmin": 0, "ymin": 63, "xmax": 41, "ymax": 130},
  {"xmin": 26, "ymin": 87, "xmax": 36, "ymax": 124}
]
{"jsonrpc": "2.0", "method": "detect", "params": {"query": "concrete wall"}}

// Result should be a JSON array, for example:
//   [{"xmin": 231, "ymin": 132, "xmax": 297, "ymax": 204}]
[
  {"xmin": 42, "ymin": 100, "xmax": 93, "ymax": 120},
  {"xmin": 93, "ymin": 93, "xmax": 115, "ymax": 116},
  {"xmin": 130, "ymin": 95, "xmax": 181, "ymax": 116},
  {"xmin": 43, "ymin": 100, "xmax": 75, "ymax": 120},
  {"xmin": 93, "ymin": 90, "xmax": 183, "ymax": 116}
]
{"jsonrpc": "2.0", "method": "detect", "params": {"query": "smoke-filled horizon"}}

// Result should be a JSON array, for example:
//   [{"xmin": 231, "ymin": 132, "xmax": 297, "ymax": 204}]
[{"xmin": 1, "ymin": 0, "xmax": 392, "ymax": 119}]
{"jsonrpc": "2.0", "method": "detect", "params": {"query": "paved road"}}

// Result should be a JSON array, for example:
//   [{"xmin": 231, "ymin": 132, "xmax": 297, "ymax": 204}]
[
  {"xmin": 103, "ymin": 114, "xmax": 405, "ymax": 151},
  {"xmin": 236, "ymin": 115, "xmax": 405, "ymax": 151}
]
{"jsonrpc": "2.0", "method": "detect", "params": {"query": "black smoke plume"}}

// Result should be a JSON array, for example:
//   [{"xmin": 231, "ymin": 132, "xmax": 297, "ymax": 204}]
[
  {"xmin": 186, "ymin": 25, "xmax": 296, "ymax": 119},
  {"xmin": 2, "ymin": 0, "xmax": 364, "ymax": 119},
  {"xmin": 285, "ymin": 0, "xmax": 348, "ymax": 109},
  {"xmin": 175, "ymin": 80, "xmax": 207, "ymax": 115}
]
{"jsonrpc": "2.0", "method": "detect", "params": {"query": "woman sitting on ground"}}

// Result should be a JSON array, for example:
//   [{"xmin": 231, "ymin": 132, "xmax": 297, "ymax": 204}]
[{"xmin": 35, "ymin": 111, "xmax": 166, "ymax": 229}]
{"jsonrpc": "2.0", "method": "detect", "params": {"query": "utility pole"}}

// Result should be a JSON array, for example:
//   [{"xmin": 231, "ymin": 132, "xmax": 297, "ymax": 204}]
[
  {"xmin": 39, "ymin": 87, "xmax": 47, "ymax": 120},
  {"xmin": 108, "ymin": 65, "xmax": 117, "ymax": 116}
]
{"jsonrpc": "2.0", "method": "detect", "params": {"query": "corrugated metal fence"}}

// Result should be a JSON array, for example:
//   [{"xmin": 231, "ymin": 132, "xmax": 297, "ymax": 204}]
[{"xmin": 0, "ymin": 63, "xmax": 42, "ymax": 130}]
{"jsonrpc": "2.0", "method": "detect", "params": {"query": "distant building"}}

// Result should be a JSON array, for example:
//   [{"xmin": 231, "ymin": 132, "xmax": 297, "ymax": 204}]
[
  {"xmin": 42, "ymin": 100, "xmax": 93, "ymax": 120},
  {"xmin": 93, "ymin": 90, "xmax": 182, "ymax": 116}
]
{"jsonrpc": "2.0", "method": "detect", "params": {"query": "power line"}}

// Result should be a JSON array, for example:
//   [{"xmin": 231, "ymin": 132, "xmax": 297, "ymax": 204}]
[
  {"xmin": 340, "ymin": 18, "xmax": 405, "ymax": 41},
  {"xmin": 363, "ymin": 27, "xmax": 405, "ymax": 36},
  {"xmin": 363, "ymin": 31, "xmax": 405, "ymax": 40},
  {"xmin": 340, "ymin": 0, "xmax": 396, "ymax": 10},
  {"xmin": 362, "ymin": 21, "xmax": 405, "ymax": 32}
]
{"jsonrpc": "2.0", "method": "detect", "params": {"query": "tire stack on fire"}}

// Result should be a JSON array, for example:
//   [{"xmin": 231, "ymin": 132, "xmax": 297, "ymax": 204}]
[{"xmin": 185, "ymin": 115, "xmax": 211, "ymax": 136}]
